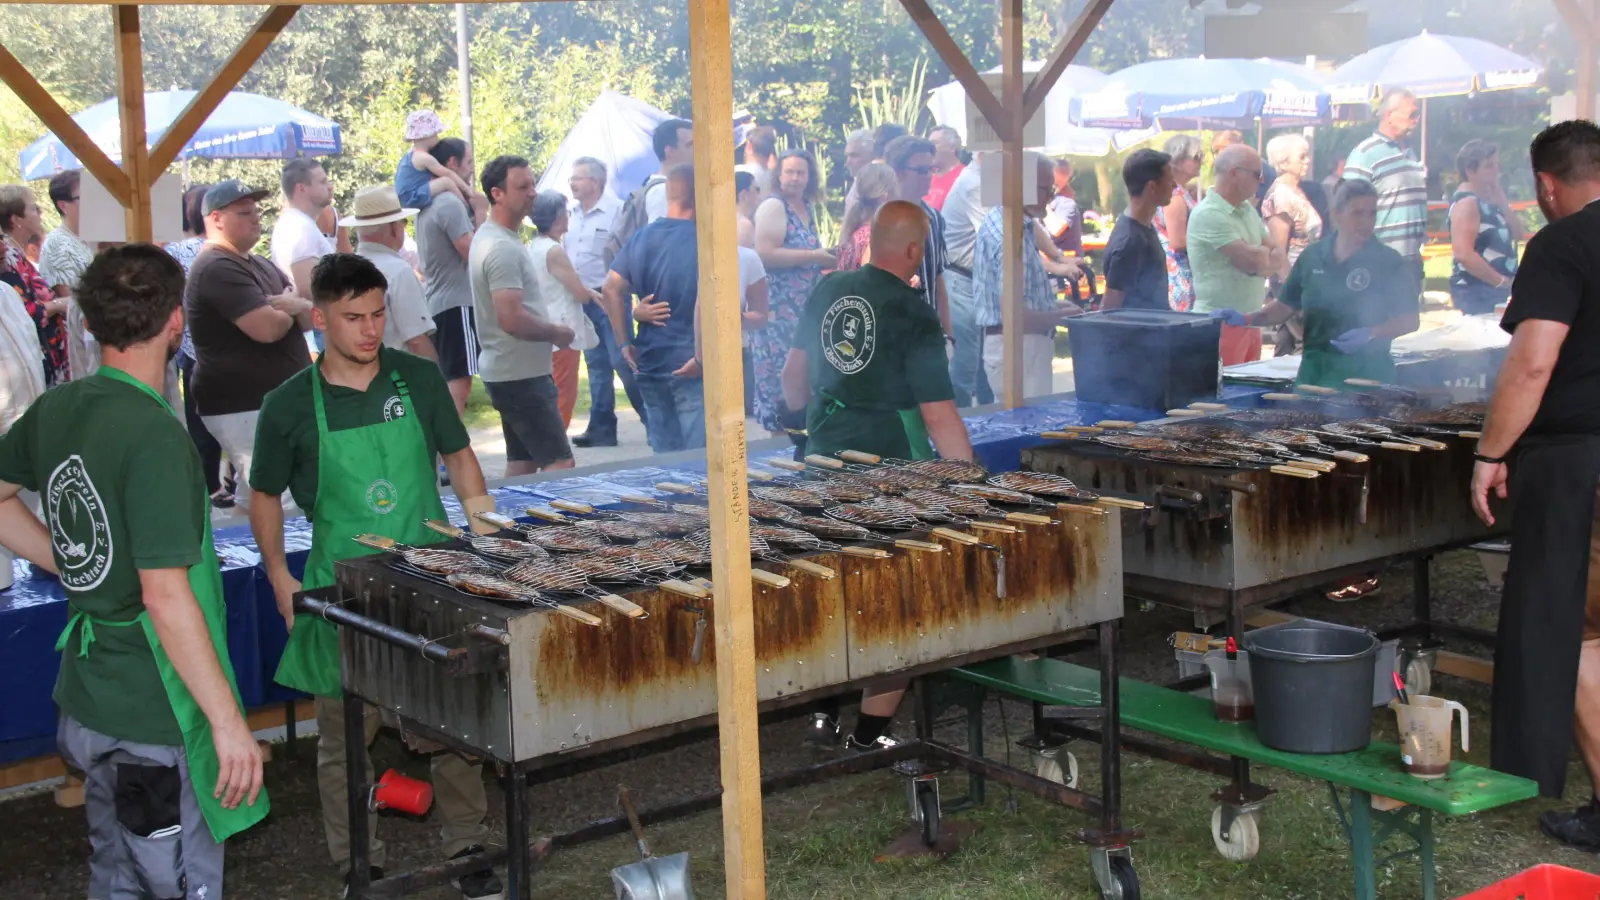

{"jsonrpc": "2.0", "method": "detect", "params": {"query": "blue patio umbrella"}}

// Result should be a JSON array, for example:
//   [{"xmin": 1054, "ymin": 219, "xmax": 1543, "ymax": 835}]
[
  {"xmin": 20, "ymin": 89, "xmax": 341, "ymax": 181},
  {"xmin": 1069, "ymin": 57, "xmax": 1331, "ymax": 131},
  {"xmin": 1326, "ymin": 31, "xmax": 1543, "ymax": 105}
]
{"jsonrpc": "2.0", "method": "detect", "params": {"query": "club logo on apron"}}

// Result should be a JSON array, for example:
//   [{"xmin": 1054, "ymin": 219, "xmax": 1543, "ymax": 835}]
[
  {"xmin": 383, "ymin": 395, "xmax": 406, "ymax": 421},
  {"xmin": 820, "ymin": 295, "xmax": 876, "ymax": 375},
  {"xmin": 365, "ymin": 479, "xmax": 399, "ymax": 515},
  {"xmin": 46, "ymin": 455, "xmax": 112, "ymax": 590},
  {"xmin": 1346, "ymin": 267, "xmax": 1371, "ymax": 292}
]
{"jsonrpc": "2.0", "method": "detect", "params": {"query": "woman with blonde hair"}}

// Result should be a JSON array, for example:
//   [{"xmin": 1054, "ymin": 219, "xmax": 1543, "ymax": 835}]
[{"xmin": 836, "ymin": 162, "xmax": 896, "ymax": 271}]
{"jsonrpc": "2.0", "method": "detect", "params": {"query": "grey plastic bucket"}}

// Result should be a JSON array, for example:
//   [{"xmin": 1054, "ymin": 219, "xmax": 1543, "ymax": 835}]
[{"xmin": 1243, "ymin": 620, "xmax": 1380, "ymax": 754}]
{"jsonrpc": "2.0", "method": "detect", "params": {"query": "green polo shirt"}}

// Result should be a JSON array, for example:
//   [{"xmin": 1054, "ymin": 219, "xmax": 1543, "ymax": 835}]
[
  {"xmin": 1187, "ymin": 190, "xmax": 1270, "ymax": 314},
  {"xmin": 794, "ymin": 265, "xmax": 954, "ymax": 459},
  {"xmin": 0, "ymin": 373, "xmax": 205, "ymax": 745},
  {"xmin": 1280, "ymin": 235, "xmax": 1414, "ymax": 388},
  {"xmin": 249, "ymin": 348, "xmax": 470, "ymax": 514}
]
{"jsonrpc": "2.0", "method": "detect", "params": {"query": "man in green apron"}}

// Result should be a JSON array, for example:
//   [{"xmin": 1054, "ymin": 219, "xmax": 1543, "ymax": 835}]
[
  {"xmin": 0, "ymin": 244, "xmax": 267, "ymax": 899},
  {"xmin": 247, "ymin": 253, "xmax": 502, "ymax": 897},
  {"xmin": 1218, "ymin": 178, "xmax": 1419, "ymax": 389},
  {"xmin": 781, "ymin": 199, "xmax": 975, "ymax": 749}
]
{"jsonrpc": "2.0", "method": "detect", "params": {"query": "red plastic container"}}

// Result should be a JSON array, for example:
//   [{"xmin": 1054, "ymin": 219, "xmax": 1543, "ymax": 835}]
[
  {"xmin": 1457, "ymin": 864, "xmax": 1600, "ymax": 899},
  {"xmin": 373, "ymin": 768, "xmax": 433, "ymax": 815}
]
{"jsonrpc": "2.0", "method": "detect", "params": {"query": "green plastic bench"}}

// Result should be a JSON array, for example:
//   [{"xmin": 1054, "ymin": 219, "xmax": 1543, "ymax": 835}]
[{"xmin": 952, "ymin": 656, "xmax": 1539, "ymax": 900}]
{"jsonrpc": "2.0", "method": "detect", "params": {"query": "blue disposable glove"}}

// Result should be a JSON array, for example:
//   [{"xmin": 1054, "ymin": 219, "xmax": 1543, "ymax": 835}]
[
  {"xmin": 1210, "ymin": 308, "xmax": 1248, "ymax": 327},
  {"xmin": 1329, "ymin": 326, "xmax": 1374, "ymax": 355}
]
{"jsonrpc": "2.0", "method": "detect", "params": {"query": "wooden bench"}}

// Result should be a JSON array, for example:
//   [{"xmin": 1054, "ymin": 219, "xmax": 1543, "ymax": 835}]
[{"xmin": 951, "ymin": 657, "xmax": 1538, "ymax": 900}]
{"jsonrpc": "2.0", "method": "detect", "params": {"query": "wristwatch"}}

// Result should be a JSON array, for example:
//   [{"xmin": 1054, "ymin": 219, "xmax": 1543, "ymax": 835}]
[{"xmin": 1473, "ymin": 451, "xmax": 1506, "ymax": 465}]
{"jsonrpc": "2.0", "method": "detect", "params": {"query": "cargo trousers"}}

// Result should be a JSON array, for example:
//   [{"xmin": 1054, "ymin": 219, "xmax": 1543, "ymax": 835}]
[{"xmin": 314, "ymin": 697, "xmax": 491, "ymax": 868}]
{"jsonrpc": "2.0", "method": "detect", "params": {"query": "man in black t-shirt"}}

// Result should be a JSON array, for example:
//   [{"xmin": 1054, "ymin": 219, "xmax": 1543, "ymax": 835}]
[
  {"xmin": 1102, "ymin": 149, "xmax": 1176, "ymax": 311},
  {"xmin": 1472, "ymin": 121, "xmax": 1600, "ymax": 844}
]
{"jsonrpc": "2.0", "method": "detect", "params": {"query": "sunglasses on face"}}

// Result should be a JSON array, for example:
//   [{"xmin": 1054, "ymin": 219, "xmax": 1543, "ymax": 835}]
[{"xmin": 902, "ymin": 165, "xmax": 933, "ymax": 176}]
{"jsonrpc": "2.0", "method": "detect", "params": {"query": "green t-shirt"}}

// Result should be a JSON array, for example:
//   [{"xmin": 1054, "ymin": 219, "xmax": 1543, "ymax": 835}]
[
  {"xmin": 1188, "ymin": 190, "xmax": 1270, "ymax": 314},
  {"xmin": 249, "ymin": 348, "xmax": 471, "ymax": 513},
  {"xmin": 794, "ymin": 265, "xmax": 954, "ymax": 458},
  {"xmin": 1280, "ymin": 235, "xmax": 1415, "ymax": 387},
  {"xmin": 0, "ymin": 372, "xmax": 207, "ymax": 745}
]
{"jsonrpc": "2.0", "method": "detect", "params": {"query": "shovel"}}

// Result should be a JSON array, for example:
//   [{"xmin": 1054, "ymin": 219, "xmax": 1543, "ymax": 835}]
[{"xmin": 611, "ymin": 785, "xmax": 694, "ymax": 900}]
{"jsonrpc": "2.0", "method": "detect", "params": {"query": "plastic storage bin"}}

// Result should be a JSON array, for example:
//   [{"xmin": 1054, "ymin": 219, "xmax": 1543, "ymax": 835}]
[
  {"xmin": 1456, "ymin": 864, "xmax": 1600, "ymax": 899},
  {"xmin": 1065, "ymin": 309, "xmax": 1221, "ymax": 411}
]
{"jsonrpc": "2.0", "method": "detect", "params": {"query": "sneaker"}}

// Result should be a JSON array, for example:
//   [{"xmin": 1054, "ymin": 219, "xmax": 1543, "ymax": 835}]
[
  {"xmin": 1540, "ymin": 798, "xmax": 1600, "ymax": 852},
  {"xmin": 452, "ymin": 845, "xmax": 504, "ymax": 900},
  {"xmin": 572, "ymin": 433, "xmax": 618, "ymax": 448},
  {"xmin": 1326, "ymin": 576, "xmax": 1380, "ymax": 603},
  {"xmin": 209, "ymin": 489, "xmax": 235, "ymax": 510},
  {"xmin": 803, "ymin": 712, "xmax": 840, "ymax": 750},
  {"xmin": 341, "ymin": 866, "xmax": 383, "ymax": 899},
  {"xmin": 843, "ymin": 733, "xmax": 900, "ymax": 754}
]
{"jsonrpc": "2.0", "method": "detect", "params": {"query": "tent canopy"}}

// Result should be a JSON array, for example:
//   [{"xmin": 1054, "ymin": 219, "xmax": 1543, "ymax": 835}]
[{"xmin": 537, "ymin": 90, "xmax": 673, "ymax": 203}]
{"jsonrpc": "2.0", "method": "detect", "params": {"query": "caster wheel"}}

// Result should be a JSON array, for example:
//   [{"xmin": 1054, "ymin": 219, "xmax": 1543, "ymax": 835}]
[
  {"xmin": 1404, "ymin": 658, "xmax": 1433, "ymax": 697},
  {"xmin": 1035, "ymin": 752, "xmax": 1080, "ymax": 788},
  {"xmin": 1211, "ymin": 806, "xmax": 1261, "ymax": 862},
  {"xmin": 917, "ymin": 782, "xmax": 940, "ymax": 847},
  {"xmin": 1098, "ymin": 856, "xmax": 1140, "ymax": 900}
]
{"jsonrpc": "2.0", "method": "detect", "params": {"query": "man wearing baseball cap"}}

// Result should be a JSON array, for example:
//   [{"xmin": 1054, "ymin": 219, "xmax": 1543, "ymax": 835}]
[
  {"xmin": 182, "ymin": 180, "xmax": 311, "ymax": 514},
  {"xmin": 342, "ymin": 185, "xmax": 437, "ymax": 358}
]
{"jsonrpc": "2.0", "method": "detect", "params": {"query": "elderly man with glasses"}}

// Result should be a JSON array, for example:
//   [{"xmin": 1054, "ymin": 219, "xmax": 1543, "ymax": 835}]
[{"xmin": 1190, "ymin": 144, "xmax": 1283, "ymax": 365}]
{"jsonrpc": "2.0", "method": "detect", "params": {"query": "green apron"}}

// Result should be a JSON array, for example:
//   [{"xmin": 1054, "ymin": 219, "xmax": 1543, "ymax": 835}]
[
  {"xmin": 813, "ymin": 391, "xmax": 935, "ymax": 460},
  {"xmin": 273, "ymin": 364, "xmax": 447, "ymax": 699},
  {"xmin": 55, "ymin": 366, "xmax": 270, "ymax": 843},
  {"xmin": 1295, "ymin": 345, "xmax": 1397, "ymax": 391}
]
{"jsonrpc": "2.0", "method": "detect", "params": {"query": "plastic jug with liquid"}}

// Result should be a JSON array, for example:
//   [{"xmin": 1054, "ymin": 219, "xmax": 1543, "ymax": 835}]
[
  {"xmin": 1389, "ymin": 695, "xmax": 1469, "ymax": 779},
  {"xmin": 1203, "ymin": 641, "xmax": 1254, "ymax": 723}
]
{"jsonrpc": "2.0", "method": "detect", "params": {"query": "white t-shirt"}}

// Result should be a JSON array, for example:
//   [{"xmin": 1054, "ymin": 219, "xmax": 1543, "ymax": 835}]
[
  {"xmin": 737, "ymin": 246, "xmax": 767, "ymax": 348},
  {"xmin": 644, "ymin": 181, "xmax": 669, "ymax": 223},
  {"xmin": 269, "ymin": 207, "xmax": 334, "ymax": 289}
]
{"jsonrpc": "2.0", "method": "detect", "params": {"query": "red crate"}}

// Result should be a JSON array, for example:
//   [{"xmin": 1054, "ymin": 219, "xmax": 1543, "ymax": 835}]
[{"xmin": 1457, "ymin": 865, "xmax": 1600, "ymax": 899}]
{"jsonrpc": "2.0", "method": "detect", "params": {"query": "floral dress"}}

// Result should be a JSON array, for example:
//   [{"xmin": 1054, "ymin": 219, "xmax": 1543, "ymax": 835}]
[
  {"xmin": 1153, "ymin": 186, "xmax": 1196, "ymax": 312},
  {"xmin": 836, "ymin": 224, "xmax": 871, "ymax": 272},
  {"xmin": 750, "ymin": 200, "xmax": 823, "ymax": 431},
  {"xmin": 2, "ymin": 237, "xmax": 67, "ymax": 386}
]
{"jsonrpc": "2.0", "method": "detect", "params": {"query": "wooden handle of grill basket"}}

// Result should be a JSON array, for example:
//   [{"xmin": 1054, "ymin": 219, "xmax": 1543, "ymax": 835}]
[
  {"xmin": 1344, "ymin": 378, "xmax": 1384, "ymax": 388},
  {"xmin": 525, "ymin": 507, "xmax": 571, "ymax": 523},
  {"xmin": 1333, "ymin": 450, "xmax": 1370, "ymax": 464},
  {"xmin": 657, "ymin": 579, "xmax": 711, "ymax": 599},
  {"xmin": 785, "ymin": 558, "xmax": 837, "ymax": 579},
  {"xmin": 352, "ymin": 534, "xmax": 397, "ymax": 550},
  {"xmin": 1040, "ymin": 430, "xmax": 1089, "ymax": 440},
  {"xmin": 1270, "ymin": 465, "xmax": 1321, "ymax": 479},
  {"xmin": 423, "ymin": 519, "xmax": 465, "ymax": 538},
  {"xmin": 839, "ymin": 449, "xmax": 882, "ymax": 464},
  {"xmin": 1261, "ymin": 392, "xmax": 1304, "ymax": 402},
  {"xmin": 1188, "ymin": 402, "xmax": 1229, "ymax": 411},
  {"xmin": 1287, "ymin": 458, "xmax": 1337, "ymax": 473},
  {"xmin": 1296, "ymin": 384, "xmax": 1339, "ymax": 395},
  {"xmin": 1004, "ymin": 512, "xmax": 1055, "ymax": 526},
  {"xmin": 1380, "ymin": 441, "xmax": 1422, "ymax": 452},
  {"xmin": 1414, "ymin": 437, "xmax": 1449, "ymax": 451},
  {"xmin": 1055, "ymin": 501, "xmax": 1107, "ymax": 516},
  {"xmin": 766, "ymin": 459, "xmax": 806, "ymax": 472},
  {"xmin": 1166, "ymin": 408, "xmax": 1206, "ymax": 417},
  {"xmin": 655, "ymin": 482, "xmax": 698, "ymax": 494},
  {"xmin": 894, "ymin": 538, "xmax": 944, "ymax": 552},
  {"xmin": 548, "ymin": 603, "xmax": 604, "ymax": 627},
  {"xmin": 840, "ymin": 545, "xmax": 891, "ymax": 559},
  {"xmin": 617, "ymin": 493, "xmax": 659, "ymax": 505},
  {"xmin": 747, "ymin": 468, "xmax": 776, "ymax": 482},
  {"xmin": 1095, "ymin": 420, "xmax": 1137, "ymax": 429},
  {"xmin": 968, "ymin": 520, "xmax": 1018, "ymax": 534},
  {"xmin": 549, "ymin": 499, "xmax": 595, "ymax": 514},
  {"xmin": 1458, "ymin": 430, "xmax": 1482, "ymax": 440},
  {"xmin": 473, "ymin": 511, "xmax": 518, "ymax": 530},
  {"xmin": 1097, "ymin": 496, "xmax": 1151, "ymax": 511},
  {"xmin": 805, "ymin": 454, "xmax": 846, "ymax": 469},
  {"xmin": 594, "ymin": 594, "xmax": 649, "ymax": 619},
  {"xmin": 750, "ymin": 569, "xmax": 792, "ymax": 589},
  {"xmin": 930, "ymin": 527, "xmax": 983, "ymax": 546}
]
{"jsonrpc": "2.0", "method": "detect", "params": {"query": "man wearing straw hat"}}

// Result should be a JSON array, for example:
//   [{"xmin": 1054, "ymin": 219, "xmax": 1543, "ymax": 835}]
[{"xmin": 342, "ymin": 185, "xmax": 439, "ymax": 359}]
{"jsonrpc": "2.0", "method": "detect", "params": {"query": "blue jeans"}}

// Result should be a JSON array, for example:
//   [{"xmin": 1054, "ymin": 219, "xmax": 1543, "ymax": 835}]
[
  {"xmin": 635, "ymin": 372, "xmax": 706, "ymax": 454},
  {"xmin": 946, "ymin": 269, "xmax": 994, "ymax": 407},
  {"xmin": 582, "ymin": 301, "xmax": 645, "ymax": 439}
]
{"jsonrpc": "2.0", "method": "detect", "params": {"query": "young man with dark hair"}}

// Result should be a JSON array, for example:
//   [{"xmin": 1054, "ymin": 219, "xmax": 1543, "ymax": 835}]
[
  {"xmin": 1474, "ymin": 120, "xmax": 1600, "ymax": 849},
  {"xmin": 0, "ymin": 243, "xmax": 267, "ymax": 900},
  {"xmin": 271, "ymin": 157, "xmax": 336, "ymax": 348},
  {"xmin": 471, "ymin": 155, "xmax": 576, "ymax": 475},
  {"xmin": 1102, "ymin": 148, "xmax": 1177, "ymax": 312},
  {"xmin": 739, "ymin": 124, "xmax": 779, "ymax": 200},
  {"xmin": 38, "ymin": 168, "xmax": 96, "ymax": 379},
  {"xmin": 249, "ymin": 251, "xmax": 501, "ymax": 897},
  {"xmin": 646, "ymin": 119, "xmax": 694, "ymax": 221}
]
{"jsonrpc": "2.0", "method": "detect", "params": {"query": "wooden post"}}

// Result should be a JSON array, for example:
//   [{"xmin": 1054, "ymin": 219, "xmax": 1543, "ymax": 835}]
[
  {"xmin": 0, "ymin": 43, "xmax": 129, "ymax": 204},
  {"xmin": 685, "ymin": 0, "xmax": 765, "ymax": 895},
  {"xmin": 1000, "ymin": 0, "xmax": 1024, "ymax": 408},
  {"xmin": 112, "ymin": 5, "xmax": 151, "ymax": 241}
]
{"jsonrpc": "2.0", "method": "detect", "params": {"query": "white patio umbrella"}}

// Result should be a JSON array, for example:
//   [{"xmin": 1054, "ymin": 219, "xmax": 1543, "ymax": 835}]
[{"xmin": 926, "ymin": 62, "xmax": 1158, "ymax": 156}]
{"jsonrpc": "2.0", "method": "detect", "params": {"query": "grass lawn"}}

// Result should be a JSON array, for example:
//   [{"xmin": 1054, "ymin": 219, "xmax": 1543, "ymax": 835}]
[{"xmin": 460, "ymin": 356, "xmax": 632, "ymax": 432}]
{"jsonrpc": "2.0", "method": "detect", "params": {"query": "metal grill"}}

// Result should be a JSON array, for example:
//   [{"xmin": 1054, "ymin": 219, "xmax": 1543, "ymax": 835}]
[
  {"xmin": 614, "ymin": 511, "xmax": 711, "ymax": 535},
  {"xmin": 751, "ymin": 485, "xmax": 831, "ymax": 509},
  {"xmin": 751, "ymin": 524, "xmax": 842, "ymax": 552},
  {"xmin": 945, "ymin": 483, "xmax": 1057, "ymax": 508},
  {"xmin": 521, "ymin": 527, "xmax": 613, "ymax": 553},
  {"xmin": 840, "ymin": 465, "xmax": 944, "ymax": 494},
  {"xmin": 825, "ymin": 502, "xmax": 923, "ymax": 531},
  {"xmin": 900, "ymin": 458, "xmax": 990, "ymax": 484},
  {"xmin": 987, "ymin": 471, "xmax": 1099, "ymax": 502},
  {"xmin": 461, "ymin": 536, "xmax": 550, "ymax": 561},
  {"xmin": 576, "ymin": 520, "xmax": 662, "ymax": 543},
  {"xmin": 902, "ymin": 488, "xmax": 1005, "ymax": 519},
  {"xmin": 864, "ymin": 495, "xmax": 970, "ymax": 525},
  {"xmin": 777, "ymin": 513, "xmax": 879, "ymax": 542},
  {"xmin": 748, "ymin": 496, "xmax": 804, "ymax": 521},
  {"xmin": 637, "ymin": 537, "xmax": 713, "ymax": 567},
  {"xmin": 785, "ymin": 477, "xmax": 879, "ymax": 503}
]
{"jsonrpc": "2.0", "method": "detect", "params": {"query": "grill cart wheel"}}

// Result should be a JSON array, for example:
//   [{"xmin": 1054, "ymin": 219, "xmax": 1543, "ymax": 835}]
[
  {"xmin": 916, "ymin": 781, "xmax": 940, "ymax": 847},
  {"xmin": 1211, "ymin": 805, "xmax": 1261, "ymax": 862},
  {"xmin": 1096, "ymin": 856, "xmax": 1141, "ymax": 900},
  {"xmin": 1404, "ymin": 657, "xmax": 1433, "ymax": 697},
  {"xmin": 1035, "ymin": 751, "xmax": 1079, "ymax": 788}
]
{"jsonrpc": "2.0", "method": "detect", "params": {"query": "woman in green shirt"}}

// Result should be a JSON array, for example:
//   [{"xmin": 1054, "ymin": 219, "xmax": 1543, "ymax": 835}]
[{"xmin": 1220, "ymin": 179, "xmax": 1419, "ymax": 388}]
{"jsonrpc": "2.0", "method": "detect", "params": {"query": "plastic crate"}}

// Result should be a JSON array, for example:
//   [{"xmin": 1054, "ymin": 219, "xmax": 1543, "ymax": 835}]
[{"xmin": 1457, "ymin": 864, "xmax": 1600, "ymax": 899}]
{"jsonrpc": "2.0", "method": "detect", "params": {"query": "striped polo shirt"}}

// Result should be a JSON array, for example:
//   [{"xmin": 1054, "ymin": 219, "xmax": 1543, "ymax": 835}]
[
  {"xmin": 1342, "ymin": 132, "xmax": 1427, "ymax": 260},
  {"xmin": 917, "ymin": 200, "xmax": 948, "ymax": 312}
]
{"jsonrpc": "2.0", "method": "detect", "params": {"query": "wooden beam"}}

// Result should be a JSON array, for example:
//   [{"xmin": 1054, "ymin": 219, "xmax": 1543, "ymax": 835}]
[
  {"xmin": 897, "ymin": 0, "xmax": 1012, "ymax": 142},
  {"xmin": 1022, "ymin": 0, "xmax": 1114, "ymax": 121},
  {"xmin": 1580, "ymin": 0, "xmax": 1600, "ymax": 120},
  {"xmin": 1001, "ymin": 0, "xmax": 1025, "ymax": 408},
  {"xmin": 147, "ymin": 5, "xmax": 301, "ymax": 178},
  {"xmin": 685, "ymin": 0, "xmax": 765, "ymax": 895},
  {"xmin": 0, "ymin": 43, "xmax": 129, "ymax": 201},
  {"xmin": 113, "ymin": 5, "xmax": 151, "ymax": 241},
  {"xmin": 1554, "ymin": 0, "xmax": 1600, "ymax": 40}
]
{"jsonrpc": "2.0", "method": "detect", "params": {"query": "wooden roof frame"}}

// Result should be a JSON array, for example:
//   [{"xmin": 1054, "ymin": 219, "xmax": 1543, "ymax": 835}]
[{"xmin": 16, "ymin": 1, "xmax": 1575, "ymax": 897}]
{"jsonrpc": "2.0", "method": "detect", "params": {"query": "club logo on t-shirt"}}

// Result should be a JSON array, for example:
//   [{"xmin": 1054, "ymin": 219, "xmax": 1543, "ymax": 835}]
[
  {"xmin": 365, "ymin": 479, "xmax": 399, "ymax": 515},
  {"xmin": 46, "ymin": 456, "xmax": 113, "ymax": 590},
  {"xmin": 820, "ymin": 295, "xmax": 876, "ymax": 375},
  {"xmin": 383, "ymin": 395, "xmax": 407, "ymax": 422},
  {"xmin": 1346, "ymin": 267, "xmax": 1371, "ymax": 292}
]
